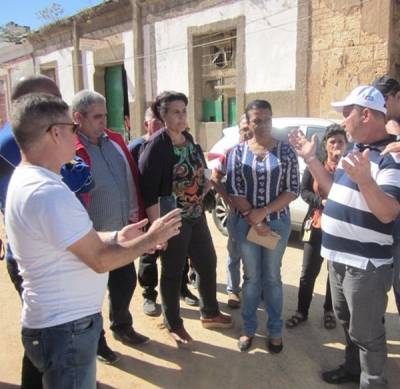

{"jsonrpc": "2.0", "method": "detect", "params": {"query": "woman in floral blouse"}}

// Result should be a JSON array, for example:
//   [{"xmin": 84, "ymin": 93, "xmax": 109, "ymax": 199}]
[{"xmin": 139, "ymin": 91, "xmax": 232, "ymax": 347}]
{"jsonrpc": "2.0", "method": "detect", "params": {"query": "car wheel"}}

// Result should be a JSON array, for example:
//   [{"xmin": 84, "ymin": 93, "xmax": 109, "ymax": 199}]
[{"xmin": 212, "ymin": 194, "xmax": 228, "ymax": 236}]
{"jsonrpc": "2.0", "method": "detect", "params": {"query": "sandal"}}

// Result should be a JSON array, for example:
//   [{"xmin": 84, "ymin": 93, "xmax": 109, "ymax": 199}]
[
  {"xmin": 323, "ymin": 311, "xmax": 337, "ymax": 330},
  {"xmin": 285, "ymin": 312, "xmax": 307, "ymax": 329}
]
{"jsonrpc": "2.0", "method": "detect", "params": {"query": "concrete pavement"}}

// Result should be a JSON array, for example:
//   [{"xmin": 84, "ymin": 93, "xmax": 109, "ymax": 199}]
[{"xmin": 0, "ymin": 214, "xmax": 399, "ymax": 389}]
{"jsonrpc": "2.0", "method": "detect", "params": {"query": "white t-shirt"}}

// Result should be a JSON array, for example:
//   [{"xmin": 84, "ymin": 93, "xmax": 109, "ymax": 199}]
[{"xmin": 5, "ymin": 164, "xmax": 108, "ymax": 329}]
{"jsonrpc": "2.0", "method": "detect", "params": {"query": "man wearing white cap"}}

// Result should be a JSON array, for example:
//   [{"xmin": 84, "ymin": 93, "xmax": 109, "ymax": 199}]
[{"xmin": 289, "ymin": 85, "xmax": 400, "ymax": 388}]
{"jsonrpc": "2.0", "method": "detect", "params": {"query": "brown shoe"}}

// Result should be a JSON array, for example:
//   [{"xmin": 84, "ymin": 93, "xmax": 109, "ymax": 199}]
[
  {"xmin": 227, "ymin": 293, "xmax": 241, "ymax": 309},
  {"xmin": 201, "ymin": 312, "xmax": 233, "ymax": 329},
  {"xmin": 169, "ymin": 326, "xmax": 193, "ymax": 348}
]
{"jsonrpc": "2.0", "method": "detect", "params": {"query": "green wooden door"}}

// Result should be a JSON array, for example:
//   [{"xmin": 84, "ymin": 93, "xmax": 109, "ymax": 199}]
[
  {"xmin": 228, "ymin": 97, "xmax": 237, "ymax": 126},
  {"xmin": 105, "ymin": 65, "xmax": 124, "ymax": 135}
]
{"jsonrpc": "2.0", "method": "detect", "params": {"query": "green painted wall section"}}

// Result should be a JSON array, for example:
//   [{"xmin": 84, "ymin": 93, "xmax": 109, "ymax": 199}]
[{"xmin": 105, "ymin": 65, "xmax": 125, "ymax": 135}]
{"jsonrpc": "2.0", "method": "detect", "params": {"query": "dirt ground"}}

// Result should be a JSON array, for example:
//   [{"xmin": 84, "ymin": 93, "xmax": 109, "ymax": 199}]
[{"xmin": 0, "ymin": 214, "xmax": 399, "ymax": 389}]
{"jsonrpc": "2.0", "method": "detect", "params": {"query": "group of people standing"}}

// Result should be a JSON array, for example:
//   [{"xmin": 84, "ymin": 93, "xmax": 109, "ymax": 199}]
[
  {"xmin": 1, "ymin": 72, "xmax": 400, "ymax": 389},
  {"xmin": 211, "ymin": 78, "xmax": 400, "ymax": 389}
]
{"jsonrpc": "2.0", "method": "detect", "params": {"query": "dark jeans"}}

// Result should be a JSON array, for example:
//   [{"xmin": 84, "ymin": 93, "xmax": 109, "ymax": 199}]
[
  {"xmin": 108, "ymin": 263, "xmax": 137, "ymax": 333},
  {"xmin": 297, "ymin": 229, "xmax": 332, "ymax": 316},
  {"xmin": 392, "ymin": 219, "xmax": 400, "ymax": 315},
  {"xmin": 329, "ymin": 261, "xmax": 393, "ymax": 388},
  {"xmin": 6, "ymin": 258, "xmax": 43, "ymax": 389},
  {"xmin": 22, "ymin": 313, "xmax": 101, "ymax": 389},
  {"xmin": 138, "ymin": 254, "xmax": 196, "ymax": 301},
  {"xmin": 160, "ymin": 214, "xmax": 219, "ymax": 331}
]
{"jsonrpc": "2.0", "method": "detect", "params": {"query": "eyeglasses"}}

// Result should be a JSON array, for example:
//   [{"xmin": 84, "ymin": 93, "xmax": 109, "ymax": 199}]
[
  {"xmin": 46, "ymin": 122, "xmax": 79, "ymax": 134},
  {"xmin": 342, "ymin": 105, "xmax": 363, "ymax": 119}
]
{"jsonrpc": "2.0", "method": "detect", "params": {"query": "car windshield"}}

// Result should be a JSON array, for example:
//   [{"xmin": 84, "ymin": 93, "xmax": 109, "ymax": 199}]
[{"xmin": 271, "ymin": 126, "xmax": 298, "ymax": 141}]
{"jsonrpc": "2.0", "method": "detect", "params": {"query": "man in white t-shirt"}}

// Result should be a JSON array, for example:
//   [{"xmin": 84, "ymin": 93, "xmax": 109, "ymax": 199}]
[{"xmin": 5, "ymin": 94, "xmax": 181, "ymax": 389}]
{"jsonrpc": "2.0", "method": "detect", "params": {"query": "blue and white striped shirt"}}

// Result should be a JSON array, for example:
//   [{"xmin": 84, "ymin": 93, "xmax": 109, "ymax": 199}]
[
  {"xmin": 321, "ymin": 136, "xmax": 400, "ymax": 269},
  {"xmin": 226, "ymin": 141, "xmax": 300, "ymax": 221}
]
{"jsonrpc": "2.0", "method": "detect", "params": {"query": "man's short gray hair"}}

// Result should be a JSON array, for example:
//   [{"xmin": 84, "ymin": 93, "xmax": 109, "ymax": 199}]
[
  {"xmin": 11, "ymin": 93, "xmax": 69, "ymax": 150},
  {"xmin": 71, "ymin": 90, "xmax": 106, "ymax": 114}
]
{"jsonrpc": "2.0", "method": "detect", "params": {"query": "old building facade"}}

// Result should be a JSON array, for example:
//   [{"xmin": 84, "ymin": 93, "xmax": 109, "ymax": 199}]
[{"xmin": 0, "ymin": 0, "xmax": 398, "ymax": 149}]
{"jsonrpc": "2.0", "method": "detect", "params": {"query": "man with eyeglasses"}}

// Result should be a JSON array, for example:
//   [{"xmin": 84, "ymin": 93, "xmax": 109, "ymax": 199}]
[
  {"xmin": 72, "ymin": 90, "xmax": 149, "ymax": 362},
  {"xmin": 6, "ymin": 93, "xmax": 181, "ymax": 389},
  {"xmin": 0, "ymin": 75, "xmax": 93, "ymax": 389},
  {"xmin": 289, "ymin": 85, "xmax": 400, "ymax": 388}
]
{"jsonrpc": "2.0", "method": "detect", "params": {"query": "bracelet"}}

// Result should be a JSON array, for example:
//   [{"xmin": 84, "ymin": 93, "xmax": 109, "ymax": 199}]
[
  {"xmin": 255, "ymin": 222, "xmax": 263, "ymax": 227},
  {"xmin": 304, "ymin": 155, "xmax": 317, "ymax": 164},
  {"xmin": 241, "ymin": 209, "xmax": 251, "ymax": 217}
]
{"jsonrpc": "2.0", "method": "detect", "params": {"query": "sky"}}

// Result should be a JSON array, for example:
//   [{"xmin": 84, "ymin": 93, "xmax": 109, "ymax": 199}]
[{"xmin": 0, "ymin": 0, "xmax": 104, "ymax": 31}]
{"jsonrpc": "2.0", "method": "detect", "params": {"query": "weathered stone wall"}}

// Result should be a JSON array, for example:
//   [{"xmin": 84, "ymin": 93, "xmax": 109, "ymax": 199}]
[
  {"xmin": 309, "ymin": 0, "xmax": 391, "ymax": 119},
  {"xmin": 390, "ymin": 0, "xmax": 400, "ymax": 79}
]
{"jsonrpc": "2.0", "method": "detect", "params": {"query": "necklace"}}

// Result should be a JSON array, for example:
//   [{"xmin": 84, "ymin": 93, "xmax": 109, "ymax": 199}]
[
  {"xmin": 167, "ymin": 128, "xmax": 186, "ymax": 146},
  {"xmin": 248, "ymin": 138, "xmax": 276, "ymax": 159}
]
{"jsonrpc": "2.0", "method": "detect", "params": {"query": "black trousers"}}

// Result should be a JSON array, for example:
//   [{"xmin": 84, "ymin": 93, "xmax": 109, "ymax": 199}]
[
  {"xmin": 138, "ymin": 252, "xmax": 159, "ymax": 300},
  {"xmin": 160, "ymin": 214, "xmax": 219, "ymax": 331},
  {"xmin": 108, "ymin": 262, "xmax": 137, "ymax": 333},
  {"xmin": 297, "ymin": 229, "xmax": 333, "ymax": 317},
  {"xmin": 138, "ymin": 253, "xmax": 194, "ymax": 300},
  {"xmin": 6, "ymin": 259, "xmax": 43, "ymax": 389}
]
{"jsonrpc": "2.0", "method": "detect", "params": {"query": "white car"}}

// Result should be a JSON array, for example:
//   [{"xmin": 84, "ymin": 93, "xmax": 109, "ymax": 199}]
[{"xmin": 207, "ymin": 117, "xmax": 337, "ymax": 236}]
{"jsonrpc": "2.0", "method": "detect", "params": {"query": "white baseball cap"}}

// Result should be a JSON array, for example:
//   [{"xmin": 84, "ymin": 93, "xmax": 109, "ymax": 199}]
[{"xmin": 331, "ymin": 85, "xmax": 387, "ymax": 115}]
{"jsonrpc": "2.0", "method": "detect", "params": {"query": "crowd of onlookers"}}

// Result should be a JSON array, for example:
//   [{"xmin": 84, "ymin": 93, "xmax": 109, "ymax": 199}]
[{"xmin": 0, "ymin": 73, "xmax": 399, "ymax": 389}]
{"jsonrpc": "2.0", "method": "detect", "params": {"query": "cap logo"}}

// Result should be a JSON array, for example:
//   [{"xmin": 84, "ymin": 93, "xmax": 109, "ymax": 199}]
[{"xmin": 363, "ymin": 94, "xmax": 374, "ymax": 101}]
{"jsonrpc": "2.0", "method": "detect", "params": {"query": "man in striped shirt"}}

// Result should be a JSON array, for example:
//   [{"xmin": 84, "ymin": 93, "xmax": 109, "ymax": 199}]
[{"xmin": 289, "ymin": 85, "xmax": 400, "ymax": 389}]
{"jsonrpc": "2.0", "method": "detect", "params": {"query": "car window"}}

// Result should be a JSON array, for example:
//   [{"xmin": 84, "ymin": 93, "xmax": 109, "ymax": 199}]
[
  {"xmin": 306, "ymin": 126, "xmax": 326, "ymax": 142},
  {"xmin": 271, "ymin": 126, "xmax": 299, "ymax": 142},
  {"xmin": 307, "ymin": 125, "xmax": 354, "ymax": 156},
  {"xmin": 306, "ymin": 126, "xmax": 327, "ymax": 156}
]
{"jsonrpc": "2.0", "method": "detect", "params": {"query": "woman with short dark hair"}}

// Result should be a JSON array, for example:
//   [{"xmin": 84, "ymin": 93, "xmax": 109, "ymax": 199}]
[{"xmin": 139, "ymin": 91, "xmax": 232, "ymax": 346}]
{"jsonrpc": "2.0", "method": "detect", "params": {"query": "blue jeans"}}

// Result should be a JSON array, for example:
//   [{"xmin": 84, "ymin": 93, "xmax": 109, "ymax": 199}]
[
  {"xmin": 226, "ymin": 211, "xmax": 242, "ymax": 294},
  {"xmin": 22, "ymin": 313, "xmax": 102, "ymax": 389},
  {"xmin": 236, "ymin": 214, "xmax": 291, "ymax": 338}
]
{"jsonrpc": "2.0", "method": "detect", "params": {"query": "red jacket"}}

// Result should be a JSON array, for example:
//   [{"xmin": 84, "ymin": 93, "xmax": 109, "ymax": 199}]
[{"xmin": 75, "ymin": 129, "xmax": 146, "ymax": 222}]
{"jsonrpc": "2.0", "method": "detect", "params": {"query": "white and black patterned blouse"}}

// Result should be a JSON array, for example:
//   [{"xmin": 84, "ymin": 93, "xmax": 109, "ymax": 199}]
[{"xmin": 226, "ymin": 141, "xmax": 300, "ymax": 221}]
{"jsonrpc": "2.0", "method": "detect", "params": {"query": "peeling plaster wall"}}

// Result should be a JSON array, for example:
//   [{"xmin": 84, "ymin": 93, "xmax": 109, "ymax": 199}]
[
  {"xmin": 154, "ymin": 0, "xmax": 298, "ymax": 95},
  {"xmin": 123, "ymin": 30, "xmax": 135, "ymax": 103},
  {"xmin": 35, "ymin": 48, "xmax": 75, "ymax": 104},
  {"xmin": 82, "ymin": 50, "xmax": 95, "ymax": 90},
  {"xmin": 309, "ymin": 0, "xmax": 390, "ymax": 118},
  {"xmin": 9, "ymin": 58, "xmax": 35, "ymax": 88}
]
